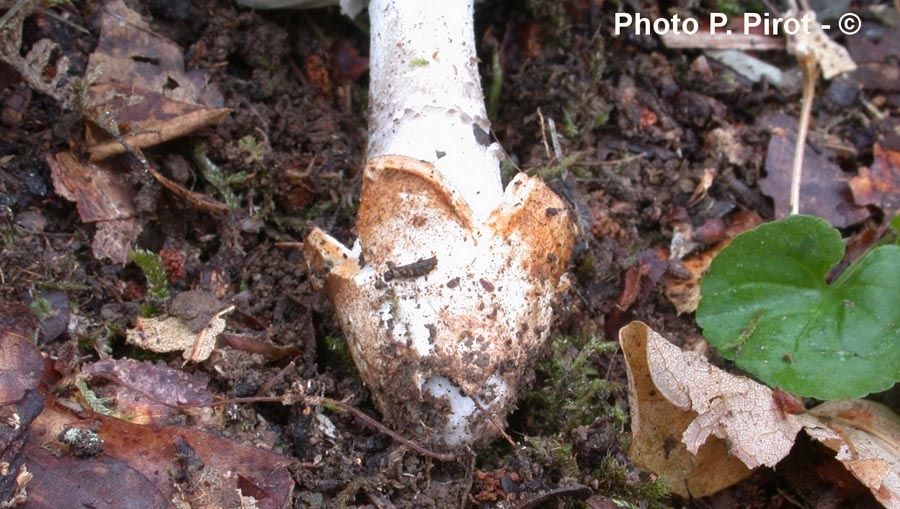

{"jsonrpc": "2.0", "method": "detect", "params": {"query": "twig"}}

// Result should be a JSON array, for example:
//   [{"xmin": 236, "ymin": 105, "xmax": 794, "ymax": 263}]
[
  {"xmin": 511, "ymin": 485, "xmax": 593, "ymax": 509},
  {"xmin": 790, "ymin": 53, "xmax": 818, "ymax": 216},
  {"xmin": 82, "ymin": 372, "xmax": 456, "ymax": 462},
  {"xmin": 305, "ymin": 395, "xmax": 456, "ymax": 461},
  {"xmin": 458, "ymin": 450, "xmax": 476, "ymax": 509},
  {"xmin": 0, "ymin": 0, "xmax": 32, "ymax": 29},
  {"xmin": 547, "ymin": 117, "xmax": 564, "ymax": 163},
  {"xmin": 537, "ymin": 108, "xmax": 551, "ymax": 162},
  {"xmin": 579, "ymin": 152, "xmax": 648, "ymax": 166}
]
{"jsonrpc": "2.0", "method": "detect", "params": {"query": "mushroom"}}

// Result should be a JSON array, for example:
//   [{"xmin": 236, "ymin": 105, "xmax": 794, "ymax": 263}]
[{"xmin": 250, "ymin": 0, "xmax": 577, "ymax": 447}]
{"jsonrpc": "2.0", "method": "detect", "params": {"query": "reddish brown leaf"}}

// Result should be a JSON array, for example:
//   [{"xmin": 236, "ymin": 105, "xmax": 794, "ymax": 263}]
[
  {"xmin": 0, "ymin": 390, "xmax": 44, "ymax": 506},
  {"xmin": 47, "ymin": 152, "xmax": 136, "ymax": 223},
  {"xmin": 760, "ymin": 132, "xmax": 869, "ymax": 228},
  {"xmin": 664, "ymin": 210, "xmax": 762, "ymax": 315},
  {"xmin": 330, "ymin": 39, "xmax": 369, "ymax": 82},
  {"xmin": 84, "ymin": 84, "xmax": 230, "ymax": 161},
  {"xmin": 25, "ymin": 446, "xmax": 173, "ymax": 509},
  {"xmin": 850, "ymin": 144, "xmax": 900, "ymax": 218},
  {"xmin": 47, "ymin": 152, "xmax": 142, "ymax": 263},
  {"xmin": 0, "ymin": 301, "xmax": 43, "ymax": 405},
  {"xmin": 83, "ymin": 359, "xmax": 214, "ymax": 425},
  {"xmin": 28, "ymin": 403, "xmax": 294, "ymax": 509},
  {"xmin": 86, "ymin": 0, "xmax": 223, "ymax": 108}
]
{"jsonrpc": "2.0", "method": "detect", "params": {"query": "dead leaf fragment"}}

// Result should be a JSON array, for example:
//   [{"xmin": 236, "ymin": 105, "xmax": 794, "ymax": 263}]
[
  {"xmin": 621, "ymin": 322, "xmax": 900, "ymax": 505},
  {"xmin": 808, "ymin": 400, "xmax": 900, "ymax": 509},
  {"xmin": 83, "ymin": 359, "xmax": 214, "ymax": 425},
  {"xmin": 786, "ymin": 9, "xmax": 857, "ymax": 80},
  {"xmin": 126, "ymin": 306, "xmax": 232, "ymax": 362},
  {"xmin": 85, "ymin": 84, "xmax": 230, "ymax": 161},
  {"xmin": 87, "ymin": 0, "xmax": 223, "ymax": 108},
  {"xmin": 664, "ymin": 211, "xmax": 762, "ymax": 314},
  {"xmin": 761, "ymin": 130, "xmax": 869, "ymax": 227},
  {"xmin": 622, "ymin": 322, "xmax": 832, "ymax": 469},
  {"xmin": 619, "ymin": 322, "xmax": 753, "ymax": 497},
  {"xmin": 27, "ymin": 403, "xmax": 293, "ymax": 509},
  {"xmin": 46, "ymin": 151, "xmax": 142, "ymax": 264},
  {"xmin": 0, "ymin": 391, "xmax": 44, "ymax": 507},
  {"xmin": 850, "ymin": 144, "xmax": 900, "ymax": 218},
  {"xmin": 0, "ymin": 301, "xmax": 43, "ymax": 405}
]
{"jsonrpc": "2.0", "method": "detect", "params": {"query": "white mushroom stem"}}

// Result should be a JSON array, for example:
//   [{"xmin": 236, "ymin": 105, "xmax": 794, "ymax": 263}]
[
  {"xmin": 367, "ymin": 0, "xmax": 502, "ymax": 219},
  {"xmin": 304, "ymin": 0, "xmax": 576, "ymax": 449}
]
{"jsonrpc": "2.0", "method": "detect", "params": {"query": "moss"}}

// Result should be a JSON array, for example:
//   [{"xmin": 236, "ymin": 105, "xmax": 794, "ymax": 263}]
[
  {"xmin": 526, "ymin": 435, "xmax": 579, "ymax": 480},
  {"xmin": 593, "ymin": 455, "xmax": 672, "ymax": 509},
  {"xmin": 129, "ymin": 248, "xmax": 172, "ymax": 304},
  {"xmin": 524, "ymin": 333, "xmax": 620, "ymax": 434},
  {"xmin": 28, "ymin": 297, "xmax": 54, "ymax": 321},
  {"xmin": 237, "ymin": 135, "xmax": 268, "ymax": 164},
  {"xmin": 190, "ymin": 143, "xmax": 247, "ymax": 210}
]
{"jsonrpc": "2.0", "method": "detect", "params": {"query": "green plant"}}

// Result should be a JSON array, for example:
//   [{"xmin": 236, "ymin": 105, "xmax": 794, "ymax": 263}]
[
  {"xmin": 129, "ymin": 247, "xmax": 171, "ymax": 316},
  {"xmin": 697, "ymin": 215, "xmax": 900, "ymax": 400},
  {"xmin": 526, "ymin": 333, "xmax": 621, "ymax": 433},
  {"xmin": 191, "ymin": 143, "xmax": 248, "ymax": 210},
  {"xmin": 29, "ymin": 297, "xmax": 54, "ymax": 321}
]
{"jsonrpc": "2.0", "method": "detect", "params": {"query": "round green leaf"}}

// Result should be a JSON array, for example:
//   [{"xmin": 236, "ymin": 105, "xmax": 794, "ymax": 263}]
[{"xmin": 697, "ymin": 215, "xmax": 900, "ymax": 399}]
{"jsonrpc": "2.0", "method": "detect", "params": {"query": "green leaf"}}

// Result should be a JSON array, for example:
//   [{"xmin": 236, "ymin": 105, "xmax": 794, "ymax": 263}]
[{"xmin": 697, "ymin": 215, "xmax": 900, "ymax": 399}]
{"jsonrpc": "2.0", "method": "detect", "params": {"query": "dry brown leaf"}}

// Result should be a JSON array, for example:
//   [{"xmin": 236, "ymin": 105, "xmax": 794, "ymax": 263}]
[
  {"xmin": 619, "ymin": 321, "xmax": 753, "ymax": 497},
  {"xmin": 46, "ymin": 151, "xmax": 142, "ymax": 264},
  {"xmin": 27, "ymin": 402, "xmax": 293, "ymax": 509},
  {"xmin": 0, "ymin": 300, "xmax": 43, "ymax": 405},
  {"xmin": 664, "ymin": 210, "xmax": 762, "ymax": 314},
  {"xmin": 86, "ymin": 0, "xmax": 223, "ymax": 108},
  {"xmin": 850, "ymin": 144, "xmax": 900, "ymax": 218},
  {"xmin": 126, "ymin": 306, "xmax": 232, "ymax": 363},
  {"xmin": 83, "ymin": 359, "xmax": 214, "ymax": 425},
  {"xmin": 81, "ymin": 0, "xmax": 231, "ymax": 161},
  {"xmin": 85, "ymin": 84, "xmax": 230, "ymax": 161},
  {"xmin": 0, "ymin": 300, "xmax": 45, "ymax": 507},
  {"xmin": 761, "ymin": 130, "xmax": 869, "ymax": 227},
  {"xmin": 808, "ymin": 400, "xmax": 900, "ymax": 509},
  {"xmin": 621, "ymin": 322, "xmax": 900, "ymax": 505},
  {"xmin": 786, "ymin": 10, "xmax": 857, "ymax": 80}
]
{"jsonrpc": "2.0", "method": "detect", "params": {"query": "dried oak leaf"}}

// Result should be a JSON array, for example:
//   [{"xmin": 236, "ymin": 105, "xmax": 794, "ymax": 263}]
[
  {"xmin": 83, "ymin": 359, "xmax": 214, "ymax": 425},
  {"xmin": 807, "ymin": 399, "xmax": 900, "ymax": 509},
  {"xmin": 619, "ymin": 321, "xmax": 753, "ymax": 498},
  {"xmin": 621, "ymin": 322, "xmax": 900, "ymax": 505},
  {"xmin": 850, "ymin": 144, "xmax": 900, "ymax": 218}
]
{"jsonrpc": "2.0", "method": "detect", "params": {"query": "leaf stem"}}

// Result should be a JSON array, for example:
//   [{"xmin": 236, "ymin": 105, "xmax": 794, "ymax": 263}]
[{"xmin": 790, "ymin": 53, "xmax": 818, "ymax": 216}]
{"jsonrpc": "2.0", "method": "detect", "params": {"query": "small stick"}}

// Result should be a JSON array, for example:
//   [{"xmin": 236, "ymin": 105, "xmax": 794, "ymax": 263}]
[
  {"xmin": 511, "ymin": 485, "xmax": 593, "ymax": 509},
  {"xmin": 82, "ymin": 372, "xmax": 456, "ymax": 462}
]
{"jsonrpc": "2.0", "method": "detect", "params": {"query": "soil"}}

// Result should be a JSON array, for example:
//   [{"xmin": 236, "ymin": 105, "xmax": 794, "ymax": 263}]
[{"xmin": 1, "ymin": 0, "xmax": 896, "ymax": 508}]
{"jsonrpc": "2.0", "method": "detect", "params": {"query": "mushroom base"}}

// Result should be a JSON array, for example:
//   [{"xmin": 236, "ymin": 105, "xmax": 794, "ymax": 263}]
[{"xmin": 304, "ymin": 156, "xmax": 576, "ymax": 448}]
